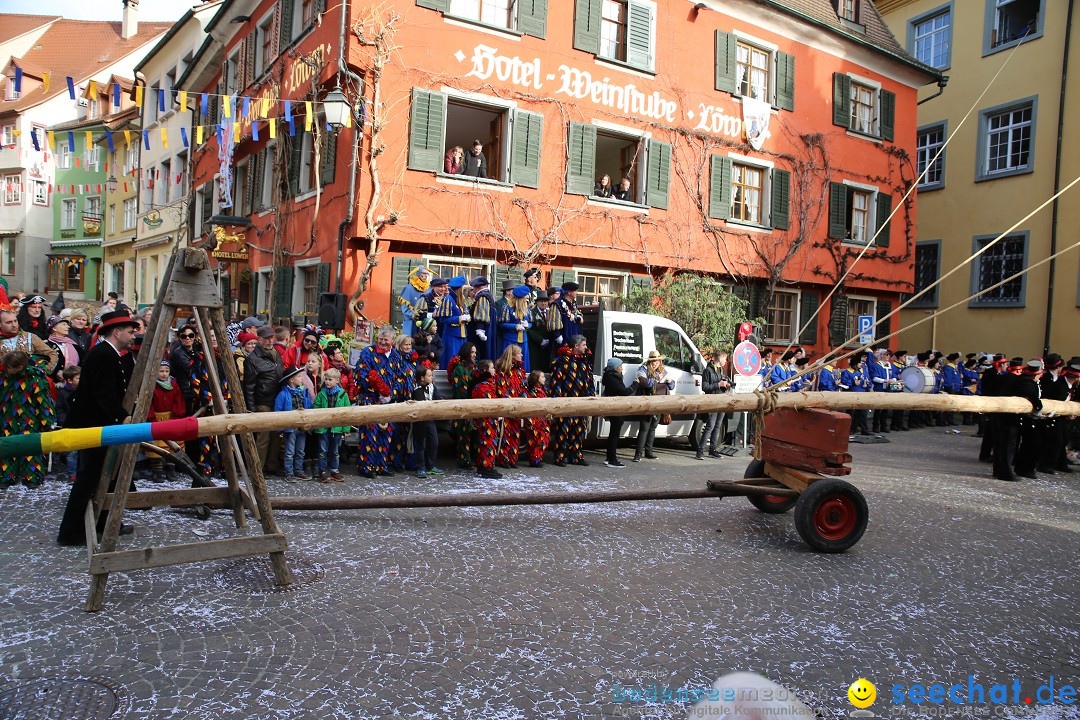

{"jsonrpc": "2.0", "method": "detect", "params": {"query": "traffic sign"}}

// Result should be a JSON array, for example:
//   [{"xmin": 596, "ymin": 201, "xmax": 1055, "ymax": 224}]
[
  {"xmin": 733, "ymin": 374, "xmax": 763, "ymax": 393},
  {"xmin": 733, "ymin": 341, "xmax": 762, "ymax": 377},
  {"xmin": 858, "ymin": 315, "xmax": 874, "ymax": 345}
]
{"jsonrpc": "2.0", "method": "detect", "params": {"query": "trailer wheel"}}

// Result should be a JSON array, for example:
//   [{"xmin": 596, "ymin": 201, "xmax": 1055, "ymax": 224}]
[
  {"xmin": 794, "ymin": 479, "xmax": 868, "ymax": 552},
  {"xmin": 744, "ymin": 459, "xmax": 798, "ymax": 513},
  {"xmin": 194, "ymin": 505, "xmax": 212, "ymax": 521}
]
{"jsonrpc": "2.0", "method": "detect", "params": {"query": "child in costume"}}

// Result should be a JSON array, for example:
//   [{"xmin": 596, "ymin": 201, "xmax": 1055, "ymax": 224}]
[{"xmin": 521, "ymin": 370, "xmax": 550, "ymax": 467}]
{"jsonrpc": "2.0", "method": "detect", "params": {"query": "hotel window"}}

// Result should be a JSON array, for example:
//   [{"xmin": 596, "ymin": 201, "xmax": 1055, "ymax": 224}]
[
  {"xmin": 566, "ymin": 122, "xmax": 671, "ymax": 208},
  {"xmin": 424, "ymin": 259, "xmax": 488, "ymax": 284},
  {"xmin": 828, "ymin": 182, "xmax": 893, "ymax": 247},
  {"xmin": 31, "ymin": 180, "xmax": 47, "ymax": 206},
  {"xmin": 916, "ymin": 123, "xmax": 946, "ymax": 189},
  {"xmin": 910, "ymin": 5, "xmax": 952, "ymax": 68},
  {"xmin": 573, "ymin": 0, "xmax": 654, "ymax": 72},
  {"xmin": 408, "ymin": 89, "xmax": 544, "ymax": 189},
  {"xmin": 986, "ymin": 0, "xmax": 1044, "ymax": 53},
  {"xmin": 716, "ymin": 32, "xmax": 794, "ymax": 110},
  {"xmin": 766, "ymin": 290, "xmax": 799, "ymax": 343},
  {"xmin": 833, "ymin": 73, "xmax": 895, "ymax": 141},
  {"xmin": 978, "ymin": 98, "xmax": 1036, "ymax": 180},
  {"xmin": 3, "ymin": 175, "xmax": 20, "ymax": 204},
  {"xmin": 578, "ymin": 272, "xmax": 625, "ymax": 310},
  {"xmin": 845, "ymin": 297, "xmax": 875, "ymax": 341},
  {"xmin": 835, "ymin": 0, "xmax": 857, "ymax": 22},
  {"xmin": 736, "ymin": 43, "xmax": 770, "ymax": 102},
  {"xmin": 58, "ymin": 143, "xmax": 72, "ymax": 169},
  {"xmin": 123, "ymin": 197, "xmax": 137, "ymax": 229},
  {"xmin": 301, "ymin": 265, "xmax": 319, "ymax": 315},
  {"xmin": 447, "ymin": 0, "xmax": 513, "ymax": 30},
  {"xmin": 708, "ymin": 156, "xmax": 790, "ymax": 230},
  {"xmin": 62, "ymin": 199, "xmax": 77, "ymax": 230},
  {"xmin": 257, "ymin": 11, "xmax": 275, "ymax": 75},
  {"xmin": 301, "ymin": 0, "xmax": 316, "ymax": 28},
  {"xmin": 971, "ymin": 233, "xmax": 1027, "ymax": 306}
]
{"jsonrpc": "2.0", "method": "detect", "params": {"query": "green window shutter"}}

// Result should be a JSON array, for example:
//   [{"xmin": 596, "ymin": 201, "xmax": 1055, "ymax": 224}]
[
  {"xmin": 510, "ymin": 109, "xmax": 543, "ymax": 189},
  {"xmin": 210, "ymin": 80, "xmax": 221, "ymax": 124},
  {"xmin": 320, "ymin": 131, "xmax": 337, "ymax": 186},
  {"xmin": 875, "ymin": 192, "xmax": 892, "ymax": 248},
  {"xmin": 278, "ymin": 0, "xmax": 294, "ymax": 49},
  {"xmin": 244, "ymin": 31, "xmax": 256, "ymax": 88},
  {"xmin": 625, "ymin": 0, "xmax": 654, "ymax": 71},
  {"xmin": 287, "ymin": 137, "xmax": 302, "ymax": 197},
  {"xmin": 416, "ymin": 0, "xmax": 449, "ymax": 9},
  {"xmin": 566, "ymin": 121, "xmax": 596, "ymax": 196},
  {"xmin": 708, "ymin": 154, "xmax": 732, "ymax": 220},
  {"xmin": 832, "ymin": 73, "xmax": 851, "ymax": 128},
  {"xmin": 747, "ymin": 283, "xmax": 766, "ymax": 323},
  {"xmin": 714, "ymin": 30, "xmax": 737, "ymax": 93},
  {"xmin": 770, "ymin": 168, "xmax": 791, "ymax": 230},
  {"xmin": 549, "ymin": 268, "xmax": 576, "ymax": 289},
  {"xmin": 775, "ymin": 52, "xmax": 795, "ymax": 111},
  {"xmin": 390, "ymin": 256, "xmax": 423, "ymax": 327},
  {"xmin": 645, "ymin": 139, "xmax": 671, "ymax": 210},
  {"xmin": 573, "ymin": 0, "xmax": 602, "ymax": 54},
  {"xmin": 828, "ymin": 181, "xmax": 848, "ymax": 239},
  {"xmin": 798, "ymin": 290, "xmax": 819, "ymax": 345},
  {"xmin": 316, "ymin": 261, "xmax": 331, "ymax": 295},
  {"xmin": 494, "ymin": 264, "xmax": 524, "ymax": 292},
  {"xmin": 517, "ymin": 0, "xmax": 547, "ymax": 39},
  {"xmin": 252, "ymin": 149, "xmax": 265, "ymax": 210},
  {"xmin": 879, "ymin": 89, "xmax": 896, "ymax": 142},
  {"xmin": 829, "ymin": 293, "xmax": 848, "ymax": 347},
  {"xmin": 407, "ymin": 88, "xmax": 446, "ymax": 173},
  {"xmin": 875, "ymin": 299, "xmax": 893, "ymax": 342},
  {"xmin": 273, "ymin": 265, "xmax": 294, "ymax": 320},
  {"xmin": 244, "ymin": 160, "xmax": 257, "ymax": 213}
]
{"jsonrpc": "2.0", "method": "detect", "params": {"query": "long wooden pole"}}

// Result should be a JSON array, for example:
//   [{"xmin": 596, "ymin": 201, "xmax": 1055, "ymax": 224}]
[{"xmin": 194, "ymin": 392, "xmax": 1079, "ymax": 437}]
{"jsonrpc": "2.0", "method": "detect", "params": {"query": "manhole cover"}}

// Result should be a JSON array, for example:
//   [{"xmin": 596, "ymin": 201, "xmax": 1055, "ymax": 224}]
[
  {"xmin": 214, "ymin": 552, "xmax": 323, "ymax": 593},
  {"xmin": 0, "ymin": 678, "xmax": 126, "ymax": 719}
]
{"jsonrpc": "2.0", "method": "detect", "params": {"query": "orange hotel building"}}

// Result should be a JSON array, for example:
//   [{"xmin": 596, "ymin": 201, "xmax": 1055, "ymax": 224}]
[{"xmin": 179, "ymin": 0, "xmax": 940, "ymax": 354}]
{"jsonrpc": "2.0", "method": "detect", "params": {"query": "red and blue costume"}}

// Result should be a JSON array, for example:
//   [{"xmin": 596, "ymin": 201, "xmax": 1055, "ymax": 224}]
[
  {"xmin": 549, "ymin": 346, "xmax": 595, "ymax": 464},
  {"xmin": 354, "ymin": 345, "xmax": 413, "ymax": 478}
]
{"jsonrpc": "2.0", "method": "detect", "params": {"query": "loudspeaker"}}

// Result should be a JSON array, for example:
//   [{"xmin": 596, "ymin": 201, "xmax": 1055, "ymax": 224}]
[{"xmin": 317, "ymin": 292, "xmax": 347, "ymax": 330}]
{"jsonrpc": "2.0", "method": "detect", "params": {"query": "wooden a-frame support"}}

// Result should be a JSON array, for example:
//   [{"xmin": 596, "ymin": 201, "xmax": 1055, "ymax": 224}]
[{"xmin": 84, "ymin": 247, "xmax": 292, "ymax": 611}]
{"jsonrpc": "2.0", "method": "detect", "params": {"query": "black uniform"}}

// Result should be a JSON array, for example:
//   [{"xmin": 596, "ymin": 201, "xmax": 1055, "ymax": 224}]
[
  {"xmin": 1039, "ymin": 372, "xmax": 1072, "ymax": 472},
  {"xmin": 978, "ymin": 367, "xmax": 1005, "ymax": 463},
  {"xmin": 1006, "ymin": 374, "xmax": 1044, "ymax": 479}
]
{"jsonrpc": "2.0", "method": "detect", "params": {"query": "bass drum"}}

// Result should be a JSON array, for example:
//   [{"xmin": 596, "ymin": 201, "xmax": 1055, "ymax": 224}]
[{"xmin": 900, "ymin": 366, "xmax": 936, "ymax": 394}]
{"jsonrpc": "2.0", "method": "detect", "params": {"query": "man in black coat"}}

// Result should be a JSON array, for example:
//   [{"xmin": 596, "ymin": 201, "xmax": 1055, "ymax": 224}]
[
  {"xmin": 1039, "ymin": 354, "xmax": 1072, "ymax": 473},
  {"xmin": 1001, "ymin": 359, "xmax": 1045, "ymax": 481},
  {"xmin": 243, "ymin": 326, "xmax": 285, "ymax": 474},
  {"xmin": 56, "ymin": 310, "xmax": 139, "ymax": 546}
]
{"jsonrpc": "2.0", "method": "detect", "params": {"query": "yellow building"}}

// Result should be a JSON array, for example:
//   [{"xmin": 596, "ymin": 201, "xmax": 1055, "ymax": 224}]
[
  {"xmin": 876, "ymin": 0, "xmax": 1079, "ymax": 357},
  {"xmin": 95, "ymin": 82, "xmax": 140, "ymax": 302}
]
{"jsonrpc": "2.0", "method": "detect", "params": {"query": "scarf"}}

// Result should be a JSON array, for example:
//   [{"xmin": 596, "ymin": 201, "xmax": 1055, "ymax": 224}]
[
  {"xmin": 156, "ymin": 378, "xmax": 174, "ymax": 391},
  {"xmin": 0, "ymin": 328, "xmax": 18, "ymax": 340},
  {"xmin": 408, "ymin": 268, "xmax": 431, "ymax": 294}
]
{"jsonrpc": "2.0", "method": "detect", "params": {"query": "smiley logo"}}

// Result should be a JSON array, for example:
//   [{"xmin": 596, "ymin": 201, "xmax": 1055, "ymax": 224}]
[{"xmin": 848, "ymin": 678, "xmax": 877, "ymax": 709}]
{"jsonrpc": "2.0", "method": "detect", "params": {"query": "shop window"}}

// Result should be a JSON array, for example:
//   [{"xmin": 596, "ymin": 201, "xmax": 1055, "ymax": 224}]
[{"xmin": 66, "ymin": 261, "xmax": 84, "ymax": 291}]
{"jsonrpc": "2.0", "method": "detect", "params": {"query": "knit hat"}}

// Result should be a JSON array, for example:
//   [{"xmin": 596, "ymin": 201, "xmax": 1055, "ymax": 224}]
[
  {"xmin": 237, "ymin": 331, "xmax": 257, "ymax": 345},
  {"xmin": 606, "ymin": 357, "xmax": 623, "ymax": 371},
  {"xmin": 418, "ymin": 317, "xmax": 436, "ymax": 333}
]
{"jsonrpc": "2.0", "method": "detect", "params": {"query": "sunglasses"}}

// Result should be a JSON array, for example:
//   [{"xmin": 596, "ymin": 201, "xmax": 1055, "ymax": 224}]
[{"xmin": 179, "ymin": 333, "xmax": 196, "ymax": 339}]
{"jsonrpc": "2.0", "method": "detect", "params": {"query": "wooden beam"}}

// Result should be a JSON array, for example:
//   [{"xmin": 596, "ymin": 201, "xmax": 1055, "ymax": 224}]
[
  {"xmin": 764, "ymin": 462, "xmax": 827, "ymax": 492},
  {"xmin": 267, "ymin": 488, "xmax": 730, "ymax": 511},
  {"xmin": 104, "ymin": 487, "xmax": 232, "ymax": 509},
  {"xmin": 89, "ymin": 533, "xmax": 288, "ymax": 575}
]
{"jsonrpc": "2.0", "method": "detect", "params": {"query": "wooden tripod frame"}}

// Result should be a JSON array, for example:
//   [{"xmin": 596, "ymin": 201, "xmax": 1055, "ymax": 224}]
[{"xmin": 84, "ymin": 248, "xmax": 292, "ymax": 612}]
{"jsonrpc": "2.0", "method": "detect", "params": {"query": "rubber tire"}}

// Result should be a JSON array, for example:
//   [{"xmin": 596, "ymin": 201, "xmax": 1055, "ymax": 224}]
[
  {"xmin": 744, "ymin": 459, "xmax": 798, "ymax": 513},
  {"xmin": 195, "ymin": 505, "xmax": 212, "ymax": 520},
  {"xmin": 688, "ymin": 416, "xmax": 705, "ymax": 451},
  {"xmin": 793, "ymin": 479, "xmax": 868, "ymax": 552}
]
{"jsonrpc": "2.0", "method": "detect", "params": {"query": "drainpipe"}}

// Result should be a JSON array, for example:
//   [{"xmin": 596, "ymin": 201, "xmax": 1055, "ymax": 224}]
[
  {"xmin": 335, "ymin": 0, "xmax": 363, "ymax": 294},
  {"xmin": 1042, "ymin": 0, "xmax": 1074, "ymax": 356},
  {"xmin": 917, "ymin": 75, "xmax": 949, "ymax": 105}
]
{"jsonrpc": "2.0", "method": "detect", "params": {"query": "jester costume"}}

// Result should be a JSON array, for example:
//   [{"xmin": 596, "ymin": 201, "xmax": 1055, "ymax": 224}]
[
  {"xmin": 448, "ymin": 355, "xmax": 476, "ymax": 468},
  {"xmin": 399, "ymin": 267, "xmax": 431, "ymax": 337},
  {"xmin": 190, "ymin": 345, "xmax": 228, "ymax": 479},
  {"xmin": 472, "ymin": 372, "xmax": 503, "ymax": 472},
  {"xmin": 0, "ymin": 360, "xmax": 55, "ymax": 487},
  {"xmin": 389, "ymin": 350, "xmax": 421, "ymax": 470},
  {"xmin": 521, "ymin": 384, "xmax": 550, "ymax": 467},
  {"xmin": 354, "ymin": 344, "xmax": 413, "ymax": 478},
  {"xmin": 549, "ymin": 346, "xmax": 595, "ymax": 465},
  {"xmin": 497, "ymin": 363, "xmax": 526, "ymax": 467}
]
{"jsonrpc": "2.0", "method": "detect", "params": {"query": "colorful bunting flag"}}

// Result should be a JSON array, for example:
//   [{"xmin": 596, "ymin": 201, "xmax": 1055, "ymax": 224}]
[
  {"xmin": 66, "ymin": 76, "xmax": 75, "ymax": 100},
  {"xmin": 305, "ymin": 101, "xmax": 313, "ymax": 131},
  {"xmin": 179, "ymin": 91, "xmax": 187, "ymax": 112},
  {"xmin": 13, "ymin": 68, "xmax": 22, "ymax": 93},
  {"xmin": 106, "ymin": 130, "xmax": 114, "ymax": 154},
  {"xmin": 269, "ymin": 118, "xmax": 276, "ymax": 139},
  {"xmin": 160, "ymin": 127, "xmax": 168, "ymax": 149},
  {"xmin": 201, "ymin": 93, "xmax": 208, "ymax": 118},
  {"xmin": 134, "ymin": 85, "xmax": 144, "ymax": 108},
  {"xmin": 113, "ymin": 82, "xmax": 121, "ymax": 107},
  {"xmin": 196, "ymin": 125, "xmax": 204, "ymax": 145},
  {"xmin": 142, "ymin": 130, "xmax": 150, "ymax": 150},
  {"xmin": 252, "ymin": 120, "xmax": 259, "ymax": 141},
  {"xmin": 158, "ymin": 86, "xmax": 166, "ymax": 113},
  {"xmin": 42, "ymin": 72, "xmax": 49, "ymax": 93},
  {"xmin": 242, "ymin": 96, "xmax": 250, "ymax": 118},
  {"xmin": 180, "ymin": 127, "xmax": 189, "ymax": 148}
]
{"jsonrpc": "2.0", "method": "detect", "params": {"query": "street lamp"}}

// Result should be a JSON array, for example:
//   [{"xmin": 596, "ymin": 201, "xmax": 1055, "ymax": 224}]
[
  {"xmin": 322, "ymin": 84, "xmax": 350, "ymax": 130},
  {"xmin": 106, "ymin": 174, "xmax": 118, "ymax": 194}
]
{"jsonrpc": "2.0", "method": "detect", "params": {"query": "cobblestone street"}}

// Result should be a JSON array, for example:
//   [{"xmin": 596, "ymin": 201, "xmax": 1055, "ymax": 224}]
[{"xmin": 0, "ymin": 426, "xmax": 1077, "ymax": 719}]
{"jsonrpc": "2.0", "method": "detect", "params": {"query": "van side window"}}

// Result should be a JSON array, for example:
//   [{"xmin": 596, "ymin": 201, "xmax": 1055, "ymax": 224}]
[
  {"xmin": 611, "ymin": 323, "xmax": 643, "ymax": 364},
  {"xmin": 655, "ymin": 327, "xmax": 693, "ymax": 372}
]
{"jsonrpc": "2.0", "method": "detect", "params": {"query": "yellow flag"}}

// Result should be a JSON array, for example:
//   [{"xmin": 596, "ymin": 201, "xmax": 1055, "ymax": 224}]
[
  {"xmin": 196, "ymin": 125, "xmax": 204, "ymax": 145},
  {"xmin": 344, "ymin": 110, "xmax": 351, "ymax": 129},
  {"xmin": 305, "ymin": 101, "xmax": 313, "ymax": 131},
  {"xmin": 261, "ymin": 96, "xmax": 271, "ymax": 119},
  {"xmin": 223, "ymin": 95, "xmax": 231, "ymax": 119},
  {"xmin": 43, "ymin": 72, "xmax": 50, "ymax": 93},
  {"xmin": 84, "ymin": 130, "xmax": 92, "ymax": 148},
  {"xmin": 47, "ymin": 130, "xmax": 55, "ymax": 150},
  {"xmin": 87, "ymin": 80, "xmax": 96, "ymax": 98},
  {"xmin": 269, "ymin": 118, "xmax": 276, "ymax": 139},
  {"xmin": 233, "ymin": 121, "xmax": 240, "ymax": 143},
  {"xmin": 134, "ymin": 85, "xmax": 144, "ymax": 107},
  {"xmin": 160, "ymin": 127, "xmax": 168, "ymax": 149},
  {"xmin": 124, "ymin": 129, "xmax": 132, "ymax": 148},
  {"xmin": 179, "ymin": 91, "xmax": 187, "ymax": 112}
]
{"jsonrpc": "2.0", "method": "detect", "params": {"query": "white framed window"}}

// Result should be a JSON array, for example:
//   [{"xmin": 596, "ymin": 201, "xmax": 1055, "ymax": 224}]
[
  {"xmin": 836, "ymin": 0, "xmax": 857, "ymax": 22},
  {"xmin": 916, "ymin": 123, "xmax": 946, "ymax": 189},
  {"xmin": 164, "ymin": 69, "xmax": 176, "ymax": 117},
  {"xmin": 299, "ymin": 134, "xmax": 315, "ymax": 195},
  {"xmin": 58, "ymin": 142, "xmax": 72, "ymax": 169},
  {"xmin": 422, "ymin": 255, "xmax": 490, "ymax": 284},
  {"xmin": 830, "ymin": 180, "xmax": 891, "ymax": 247},
  {"xmin": 86, "ymin": 195, "xmax": 102, "ymax": 219},
  {"xmin": 731, "ymin": 162, "xmax": 765, "ymax": 225},
  {"xmin": 4, "ymin": 77, "xmax": 19, "ymax": 101},
  {"xmin": 1, "ymin": 124, "xmax": 14, "ymax": 146},
  {"xmin": 449, "ymin": 0, "xmax": 514, "ymax": 30},
  {"xmin": 834, "ymin": 73, "xmax": 893, "ymax": 141},
  {"xmin": 123, "ymin": 197, "xmax": 137, "ymax": 229},
  {"xmin": 910, "ymin": 5, "xmax": 952, "ymax": 69},
  {"xmin": 979, "ymin": 100, "xmax": 1035, "ymax": 179},
  {"xmin": 124, "ymin": 142, "xmax": 138, "ymax": 175},
  {"xmin": 146, "ymin": 82, "xmax": 160, "ymax": 125},
  {"xmin": 600, "ymin": 0, "xmax": 628, "ymax": 62},
  {"xmin": 83, "ymin": 144, "xmax": 100, "ymax": 171},
  {"xmin": 62, "ymin": 198, "xmax": 78, "ymax": 229},
  {"xmin": 766, "ymin": 289, "xmax": 800, "ymax": 343},
  {"xmin": 31, "ymin": 179, "xmax": 47, "ymax": 206},
  {"xmin": 3, "ymin": 174, "xmax": 20, "ymax": 204},
  {"xmin": 849, "ymin": 189, "xmax": 870, "ymax": 244},
  {"xmin": 109, "ymin": 203, "xmax": 116, "ymax": 234},
  {"xmin": 577, "ymin": 270, "xmax": 628, "ymax": 310},
  {"xmin": 736, "ymin": 42, "xmax": 771, "ymax": 102},
  {"xmin": 849, "ymin": 82, "xmax": 876, "ymax": 136},
  {"xmin": 174, "ymin": 150, "xmax": 188, "ymax": 201},
  {"xmin": 845, "ymin": 296, "xmax": 876, "ymax": 342},
  {"xmin": 256, "ymin": 11, "xmax": 275, "ymax": 76}
]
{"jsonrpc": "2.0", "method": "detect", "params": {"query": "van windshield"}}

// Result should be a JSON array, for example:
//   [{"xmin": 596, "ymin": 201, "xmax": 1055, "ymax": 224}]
[{"xmin": 655, "ymin": 327, "xmax": 694, "ymax": 372}]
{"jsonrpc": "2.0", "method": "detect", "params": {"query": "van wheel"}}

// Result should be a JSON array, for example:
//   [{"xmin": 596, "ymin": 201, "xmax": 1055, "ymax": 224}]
[{"xmin": 687, "ymin": 416, "xmax": 704, "ymax": 451}]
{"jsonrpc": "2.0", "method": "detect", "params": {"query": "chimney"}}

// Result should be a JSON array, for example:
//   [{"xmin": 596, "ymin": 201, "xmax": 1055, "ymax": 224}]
[{"xmin": 122, "ymin": 0, "xmax": 139, "ymax": 40}]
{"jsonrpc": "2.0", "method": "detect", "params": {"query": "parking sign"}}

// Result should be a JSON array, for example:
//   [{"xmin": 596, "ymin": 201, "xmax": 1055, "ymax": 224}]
[{"xmin": 858, "ymin": 315, "xmax": 874, "ymax": 345}]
